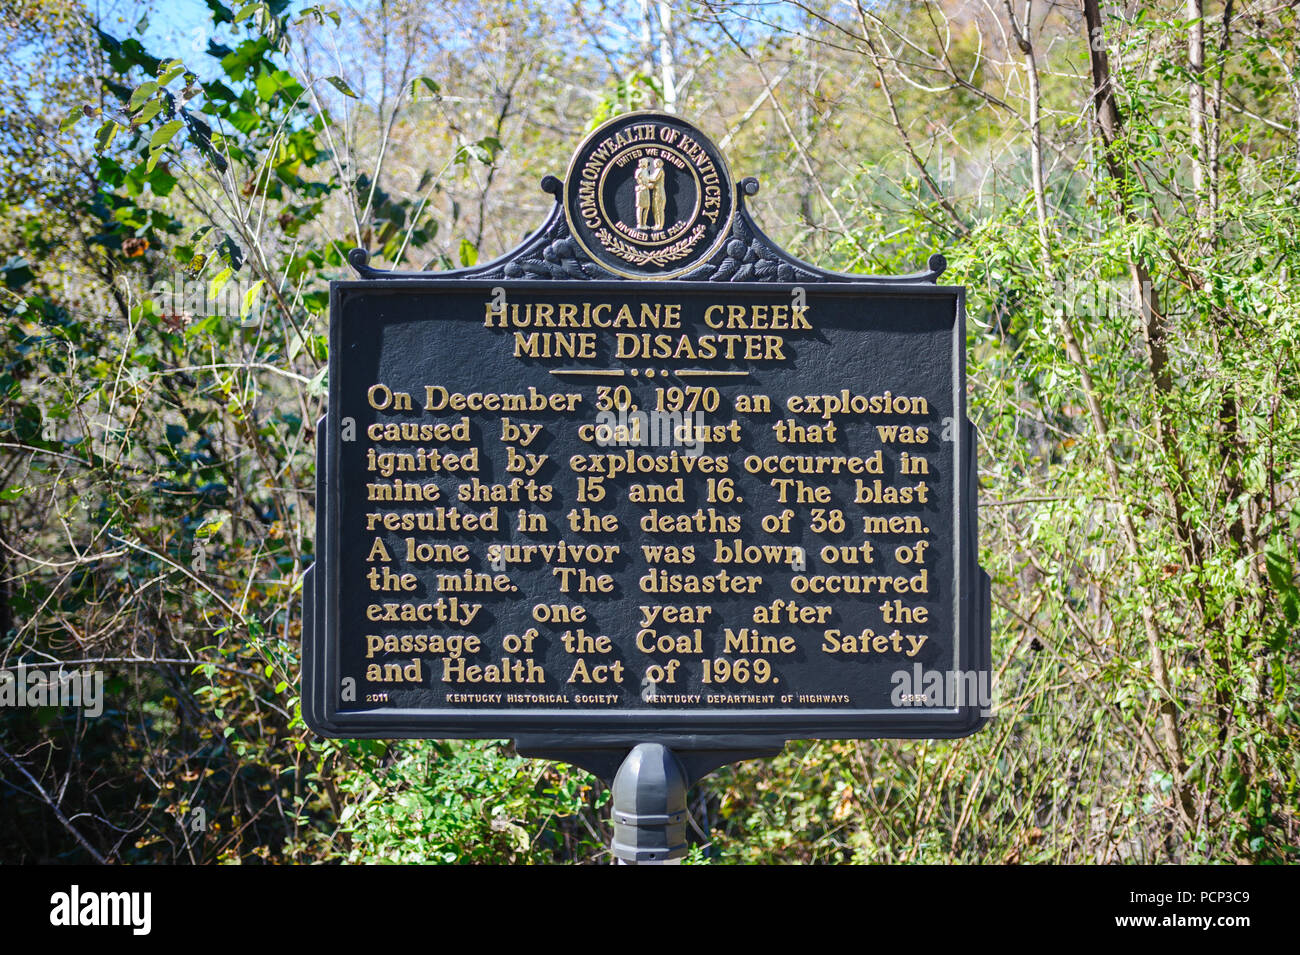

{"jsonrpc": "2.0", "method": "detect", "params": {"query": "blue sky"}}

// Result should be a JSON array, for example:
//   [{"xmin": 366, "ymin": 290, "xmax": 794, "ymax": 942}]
[{"xmin": 100, "ymin": 0, "xmax": 304, "ymax": 78}]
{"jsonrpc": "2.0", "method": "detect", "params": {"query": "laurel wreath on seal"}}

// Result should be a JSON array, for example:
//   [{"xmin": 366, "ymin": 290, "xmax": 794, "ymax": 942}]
[{"xmin": 594, "ymin": 223, "xmax": 707, "ymax": 267}]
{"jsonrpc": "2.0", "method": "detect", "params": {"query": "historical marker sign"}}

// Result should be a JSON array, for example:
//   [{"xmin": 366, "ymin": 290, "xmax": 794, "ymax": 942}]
[{"xmin": 303, "ymin": 112, "xmax": 990, "ymax": 748}]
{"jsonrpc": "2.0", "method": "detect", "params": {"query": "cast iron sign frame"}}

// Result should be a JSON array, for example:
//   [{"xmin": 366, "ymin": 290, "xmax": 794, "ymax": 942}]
[{"xmin": 301, "ymin": 113, "xmax": 990, "ymax": 771}]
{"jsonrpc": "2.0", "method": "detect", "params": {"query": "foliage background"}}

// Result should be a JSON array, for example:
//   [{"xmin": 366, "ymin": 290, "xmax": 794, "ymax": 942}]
[{"xmin": 1, "ymin": 0, "xmax": 1296, "ymax": 863}]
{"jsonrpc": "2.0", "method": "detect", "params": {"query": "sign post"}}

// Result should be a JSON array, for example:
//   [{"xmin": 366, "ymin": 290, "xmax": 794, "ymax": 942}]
[{"xmin": 302, "ymin": 112, "xmax": 990, "ymax": 863}]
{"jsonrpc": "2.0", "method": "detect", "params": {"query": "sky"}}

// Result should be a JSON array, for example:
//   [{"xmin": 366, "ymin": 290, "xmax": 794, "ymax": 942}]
[{"xmin": 97, "ymin": 0, "xmax": 303, "ymax": 79}]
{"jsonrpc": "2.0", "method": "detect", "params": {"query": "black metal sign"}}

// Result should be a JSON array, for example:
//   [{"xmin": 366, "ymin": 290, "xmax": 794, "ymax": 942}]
[{"xmin": 302, "ymin": 112, "xmax": 989, "ymax": 755}]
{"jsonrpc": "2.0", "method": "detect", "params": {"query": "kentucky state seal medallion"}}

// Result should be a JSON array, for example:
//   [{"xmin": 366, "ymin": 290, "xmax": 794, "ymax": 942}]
[{"xmin": 563, "ymin": 112, "xmax": 735, "ymax": 279}]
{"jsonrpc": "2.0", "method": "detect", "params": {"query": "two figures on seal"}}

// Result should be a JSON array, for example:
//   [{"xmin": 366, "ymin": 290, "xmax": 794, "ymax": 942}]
[{"xmin": 633, "ymin": 157, "xmax": 667, "ymax": 231}]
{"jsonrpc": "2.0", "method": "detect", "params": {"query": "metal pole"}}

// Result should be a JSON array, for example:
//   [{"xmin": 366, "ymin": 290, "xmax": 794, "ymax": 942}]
[{"xmin": 611, "ymin": 743, "xmax": 688, "ymax": 865}]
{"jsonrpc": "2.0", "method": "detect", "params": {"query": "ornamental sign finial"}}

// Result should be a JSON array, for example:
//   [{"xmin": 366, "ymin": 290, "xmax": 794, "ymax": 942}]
[{"xmin": 563, "ymin": 111, "xmax": 735, "ymax": 279}]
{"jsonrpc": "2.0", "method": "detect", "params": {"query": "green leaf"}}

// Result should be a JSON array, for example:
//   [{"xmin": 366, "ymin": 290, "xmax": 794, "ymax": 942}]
[
  {"xmin": 241, "ymin": 279, "xmax": 265, "ymax": 319},
  {"xmin": 149, "ymin": 119, "xmax": 185, "ymax": 151},
  {"xmin": 325, "ymin": 76, "xmax": 358, "ymax": 99},
  {"xmin": 1226, "ymin": 773, "xmax": 1247, "ymax": 811},
  {"xmin": 458, "ymin": 238, "xmax": 478, "ymax": 267},
  {"xmin": 94, "ymin": 120, "xmax": 120, "ymax": 152},
  {"xmin": 147, "ymin": 163, "xmax": 177, "ymax": 196},
  {"xmin": 287, "ymin": 329, "xmax": 308, "ymax": 361},
  {"xmin": 58, "ymin": 105, "xmax": 84, "ymax": 132},
  {"xmin": 209, "ymin": 266, "xmax": 233, "ymax": 305},
  {"xmin": 1264, "ymin": 541, "xmax": 1298, "ymax": 625},
  {"xmin": 298, "ymin": 5, "xmax": 341, "ymax": 26},
  {"xmin": 129, "ymin": 81, "xmax": 159, "ymax": 110},
  {"xmin": 218, "ymin": 235, "xmax": 243, "ymax": 271},
  {"xmin": 157, "ymin": 59, "xmax": 186, "ymax": 86},
  {"xmin": 134, "ymin": 99, "xmax": 162, "ymax": 125},
  {"xmin": 254, "ymin": 71, "xmax": 281, "ymax": 102},
  {"xmin": 195, "ymin": 514, "xmax": 228, "ymax": 540},
  {"xmin": 473, "ymin": 136, "xmax": 502, "ymax": 163},
  {"xmin": 410, "ymin": 77, "xmax": 440, "ymax": 101},
  {"xmin": 0, "ymin": 486, "xmax": 24, "ymax": 501}
]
